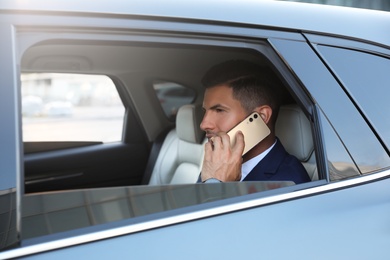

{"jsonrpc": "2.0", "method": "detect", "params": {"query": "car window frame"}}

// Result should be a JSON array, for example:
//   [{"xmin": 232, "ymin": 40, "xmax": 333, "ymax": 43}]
[
  {"xmin": 9, "ymin": 14, "xmax": 322, "ymax": 250},
  {"xmin": 305, "ymin": 34, "xmax": 390, "ymax": 173},
  {"xmin": 314, "ymin": 45, "xmax": 390, "ymax": 153},
  {"xmin": 270, "ymin": 36, "xmax": 390, "ymax": 177}
]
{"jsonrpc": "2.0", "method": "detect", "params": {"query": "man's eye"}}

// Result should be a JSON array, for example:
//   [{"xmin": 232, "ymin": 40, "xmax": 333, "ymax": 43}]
[{"xmin": 215, "ymin": 108, "xmax": 224, "ymax": 113}]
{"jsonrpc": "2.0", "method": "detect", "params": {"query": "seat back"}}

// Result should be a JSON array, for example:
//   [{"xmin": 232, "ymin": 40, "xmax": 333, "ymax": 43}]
[
  {"xmin": 275, "ymin": 104, "xmax": 317, "ymax": 180},
  {"xmin": 148, "ymin": 104, "xmax": 205, "ymax": 185}
]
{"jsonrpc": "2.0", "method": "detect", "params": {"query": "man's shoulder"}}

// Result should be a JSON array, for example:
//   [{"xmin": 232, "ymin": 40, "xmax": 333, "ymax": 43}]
[
  {"xmin": 279, "ymin": 152, "xmax": 311, "ymax": 184},
  {"xmin": 269, "ymin": 140, "xmax": 311, "ymax": 183}
]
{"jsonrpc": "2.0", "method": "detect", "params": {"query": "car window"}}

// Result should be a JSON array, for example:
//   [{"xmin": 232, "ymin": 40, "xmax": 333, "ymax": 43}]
[
  {"xmin": 270, "ymin": 38, "xmax": 390, "ymax": 176},
  {"xmin": 318, "ymin": 107, "xmax": 360, "ymax": 181},
  {"xmin": 8, "ymin": 15, "xmax": 326, "ymax": 255},
  {"xmin": 317, "ymin": 46, "xmax": 390, "ymax": 154},
  {"xmin": 22, "ymin": 182, "xmax": 296, "ymax": 239},
  {"xmin": 21, "ymin": 73, "xmax": 125, "ymax": 143},
  {"xmin": 153, "ymin": 80, "xmax": 196, "ymax": 121}
]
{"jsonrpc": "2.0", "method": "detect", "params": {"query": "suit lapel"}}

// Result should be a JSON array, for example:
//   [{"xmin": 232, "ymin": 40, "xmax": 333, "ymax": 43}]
[{"xmin": 243, "ymin": 139, "xmax": 287, "ymax": 181}]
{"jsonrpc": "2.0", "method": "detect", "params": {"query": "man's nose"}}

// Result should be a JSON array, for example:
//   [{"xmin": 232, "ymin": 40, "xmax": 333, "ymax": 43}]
[{"xmin": 200, "ymin": 113, "xmax": 212, "ymax": 131}]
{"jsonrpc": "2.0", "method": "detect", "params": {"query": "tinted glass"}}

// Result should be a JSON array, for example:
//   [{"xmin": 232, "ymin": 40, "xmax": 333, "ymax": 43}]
[
  {"xmin": 22, "ymin": 182, "xmax": 294, "ymax": 239},
  {"xmin": 153, "ymin": 81, "xmax": 196, "ymax": 121},
  {"xmin": 318, "ymin": 46, "xmax": 390, "ymax": 153},
  {"xmin": 318, "ymin": 108, "xmax": 360, "ymax": 181},
  {"xmin": 270, "ymin": 39, "xmax": 390, "ymax": 175},
  {"xmin": 0, "ymin": 191, "xmax": 17, "ymax": 250}
]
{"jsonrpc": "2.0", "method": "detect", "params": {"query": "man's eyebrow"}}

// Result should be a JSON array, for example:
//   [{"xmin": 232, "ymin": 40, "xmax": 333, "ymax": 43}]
[
  {"xmin": 209, "ymin": 104, "xmax": 228, "ymax": 110},
  {"xmin": 202, "ymin": 104, "xmax": 229, "ymax": 111}
]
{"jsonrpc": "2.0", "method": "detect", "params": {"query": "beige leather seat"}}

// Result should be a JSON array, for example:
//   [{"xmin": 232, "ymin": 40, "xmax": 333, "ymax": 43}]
[
  {"xmin": 149, "ymin": 103, "xmax": 316, "ymax": 184},
  {"xmin": 275, "ymin": 104, "xmax": 317, "ymax": 180},
  {"xmin": 148, "ymin": 104, "xmax": 205, "ymax": 185}
]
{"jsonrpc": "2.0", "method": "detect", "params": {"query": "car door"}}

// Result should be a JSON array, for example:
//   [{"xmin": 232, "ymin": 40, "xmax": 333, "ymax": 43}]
[
  {"xmin": 2, "ymin": 3, "xmax": 390, "ymax": 259},
  {"xmin": 27, "ymin": 26, "xmax": 390, "ymax": 260}
]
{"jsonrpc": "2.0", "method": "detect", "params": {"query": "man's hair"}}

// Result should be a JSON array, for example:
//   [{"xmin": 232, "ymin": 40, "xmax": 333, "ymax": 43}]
[{"xmin": 201, "ymin": 59, "xmax": 281, "ymax": 126}]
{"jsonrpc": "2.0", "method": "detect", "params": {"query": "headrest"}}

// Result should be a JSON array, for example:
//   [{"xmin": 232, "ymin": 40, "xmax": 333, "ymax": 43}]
[
  {"xmin": 176, "ymin": 104, "xmax": 205, "ymax": 144},
  {"xmin": 275, "ymin": 104, "xmax": 313, "ymax": 162}
]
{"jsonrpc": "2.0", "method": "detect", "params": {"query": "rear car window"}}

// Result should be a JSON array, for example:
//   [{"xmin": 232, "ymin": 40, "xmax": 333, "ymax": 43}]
[
  {"xmin": 21, "ymin": 73, "xmax": 125, "ymax": 143},
  {"xmin": 153, "ymin": 80, "xmax": 196, "ymax": 121},
  {"xmin": 317, "ymin": 46, "xmax": 390, "ymax": 151}
]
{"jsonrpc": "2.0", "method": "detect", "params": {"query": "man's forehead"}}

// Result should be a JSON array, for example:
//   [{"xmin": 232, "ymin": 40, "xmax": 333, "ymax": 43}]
[
  {"xmin": 204, "ymin": 84, "xmax": 232, "ymax": 97},
  {"xmin": 204, "ymin": 85, "xmax": 231, "ymax": 101},
  {"xmin": 202, "ymin": 85, "xmax": 242, "ymax": 111}
]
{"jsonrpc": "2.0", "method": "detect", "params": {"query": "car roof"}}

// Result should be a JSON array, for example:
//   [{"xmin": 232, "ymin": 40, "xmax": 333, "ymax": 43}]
[{"xmin": 1, "ymin": 0, "xmax": 389, "ymax": 47}]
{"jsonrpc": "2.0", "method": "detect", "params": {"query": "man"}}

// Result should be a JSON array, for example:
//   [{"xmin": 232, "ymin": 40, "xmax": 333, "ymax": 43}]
[{"xmin": 200, "ymin": 59, "xmax": 310, "ymax": 184}]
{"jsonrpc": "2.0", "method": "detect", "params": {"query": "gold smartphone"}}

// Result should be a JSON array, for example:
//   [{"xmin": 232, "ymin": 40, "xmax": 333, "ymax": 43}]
[{"xmin": 227, "ymin": 112, "xmax": 270, "ymax": 155}]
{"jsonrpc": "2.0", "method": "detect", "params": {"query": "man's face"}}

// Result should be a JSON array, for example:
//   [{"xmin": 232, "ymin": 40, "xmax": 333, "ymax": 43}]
[{"xmin": 200, "ymin": 84, "xmax": 247, "ymax": 140}]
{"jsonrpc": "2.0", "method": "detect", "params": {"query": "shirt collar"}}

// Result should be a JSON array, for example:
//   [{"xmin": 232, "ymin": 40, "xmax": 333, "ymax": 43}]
[{"xmin": 240, "ymin": 139, "xmax": 277, "ymax": 181}]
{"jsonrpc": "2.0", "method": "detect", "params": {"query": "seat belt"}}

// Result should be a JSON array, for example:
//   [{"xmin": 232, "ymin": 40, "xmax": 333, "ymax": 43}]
[{"xmin": 141, "ymin": 126, "xmax": 174, "ymax": 185}]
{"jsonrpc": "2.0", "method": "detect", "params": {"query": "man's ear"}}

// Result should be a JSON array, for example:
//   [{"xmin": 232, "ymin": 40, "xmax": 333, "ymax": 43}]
[{"xmin": 254, "ymin": 105, "xmax": 272, "ymax": 124}]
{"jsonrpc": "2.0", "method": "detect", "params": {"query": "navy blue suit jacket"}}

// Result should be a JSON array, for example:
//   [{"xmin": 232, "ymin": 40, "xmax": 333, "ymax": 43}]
[{"xmin": 243, "ymin": 138, "xmax": 310, "ymax": 184}]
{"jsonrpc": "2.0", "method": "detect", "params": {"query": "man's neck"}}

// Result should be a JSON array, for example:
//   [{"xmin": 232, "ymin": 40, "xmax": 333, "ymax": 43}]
[{"xmin": 243, "ymin": 134, "xmax": 276, "ymax": 162}]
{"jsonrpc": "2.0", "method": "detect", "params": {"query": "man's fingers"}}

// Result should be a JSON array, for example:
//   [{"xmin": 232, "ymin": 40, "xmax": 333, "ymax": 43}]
[
  {"xmin": 202, "ymin": 131, "xmax": 244, "ymax": 183},
  {"xmin": 219, "ymin": 133, "xmax": 231, "ymax": 149},
  {"xmin": 232, "ymin": 131, "xmax": 245, "ymax": 156},
  {"xmin": 212, "ymin": 135, "xmax": 223, "ymax": 150},
  {"xmin": 204, "ymin": 141, "xmax": 213, "ymax": 159}
]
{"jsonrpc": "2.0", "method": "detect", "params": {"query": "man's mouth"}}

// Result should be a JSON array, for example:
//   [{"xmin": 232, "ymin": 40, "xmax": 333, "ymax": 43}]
[{"xmin": 205, "ymin": 133, "xmax": 215, "ymax": 141}]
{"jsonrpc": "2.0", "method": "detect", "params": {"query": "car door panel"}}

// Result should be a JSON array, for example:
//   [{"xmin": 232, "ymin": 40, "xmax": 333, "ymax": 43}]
[
  {"xmin": 14, "ymin": 174, "xmax": 390, "ymax": 260},
  {"xmin": 24, "ymin": 142, "xmax": 149, "ymax": 193}
]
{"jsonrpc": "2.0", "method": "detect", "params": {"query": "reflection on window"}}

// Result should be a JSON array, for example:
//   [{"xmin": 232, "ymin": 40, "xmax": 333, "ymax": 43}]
[
  {"xmin": 22, "ymin": 181, "xmax": 294, "ymax": 239},
  {"xmin": 153, "ymin": 80, "xmax": 196, "ymax": 121},
  {"xmin": 21, "ymin": 73, "xmax": 125, "ymax": 143},
  {"xmin": 318, "ymin": 46, "xmax": 390, "ymax": 172},
  {"xmin": 319, "ymin": 109, "xmax": 360, "ymax": 181}
]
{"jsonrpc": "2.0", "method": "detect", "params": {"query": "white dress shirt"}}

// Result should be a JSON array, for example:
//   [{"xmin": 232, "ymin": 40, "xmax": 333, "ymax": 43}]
[{"xmin": 240, "ymin": 140, "xmax": 276, "ymax": 181}]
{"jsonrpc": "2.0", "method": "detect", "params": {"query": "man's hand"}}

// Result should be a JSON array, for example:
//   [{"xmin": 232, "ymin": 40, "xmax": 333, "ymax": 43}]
[{"xmin": 201, "ymin": 131, "xmax": 245, "ymax": 182}]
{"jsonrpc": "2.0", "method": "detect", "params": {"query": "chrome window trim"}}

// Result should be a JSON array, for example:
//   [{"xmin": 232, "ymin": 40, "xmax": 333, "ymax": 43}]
[{"xmin": 2, "ymin": 169, "xmax": 389, "ymax": 259}]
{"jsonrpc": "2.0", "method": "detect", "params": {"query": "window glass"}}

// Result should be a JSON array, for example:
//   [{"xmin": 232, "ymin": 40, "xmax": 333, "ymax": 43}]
[
  {"xmin": 21, "ymin": 73, "xmax": 125, "ymax": 143},
  {"xmin": 317, "ymin": 46, "xmax": 390, "ymax": 154},
  {"xmin": 22, "ymin": 182, "xmax": 295, "ymax": 239},
  {"xmin": 318, "ymin": 108, "xmax": 360, "ymax": 181},
  {"xmin": 153, "ymin": 80, "xmax": 196, "ymax": 121}
]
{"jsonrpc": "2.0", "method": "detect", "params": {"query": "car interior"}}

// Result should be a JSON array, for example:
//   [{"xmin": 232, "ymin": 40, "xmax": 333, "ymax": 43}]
[{"xmin": 20, "ymin": 39, "xmax": 317, "ymax": 194}]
